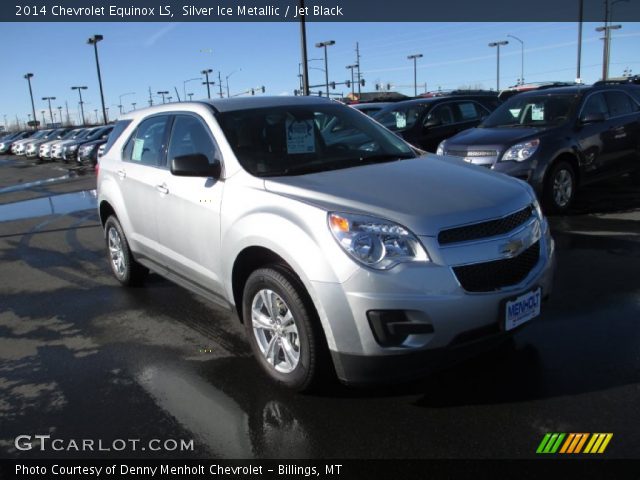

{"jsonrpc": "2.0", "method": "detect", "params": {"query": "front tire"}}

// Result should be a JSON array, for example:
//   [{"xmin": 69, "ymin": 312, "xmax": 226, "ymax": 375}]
[
  {"xmin": 543, "ymin": 160, "xmax": 576, "ymax": 214},
  {"xmin": 104, "ymin": 215, "xmax": 148, "ymax": 286},
  {"xmin": 243, "ymin": 266, "xmax": 328, "ymax": 392}
]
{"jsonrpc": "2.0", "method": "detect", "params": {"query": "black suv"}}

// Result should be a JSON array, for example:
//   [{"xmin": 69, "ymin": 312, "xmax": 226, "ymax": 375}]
[
  {"xmin": 437, "ymin": 82, "xmax": 640, "ymax": 212},
  {"xmin": 372, "ymin": 94, "xmax": 499, "ymax": 152}
]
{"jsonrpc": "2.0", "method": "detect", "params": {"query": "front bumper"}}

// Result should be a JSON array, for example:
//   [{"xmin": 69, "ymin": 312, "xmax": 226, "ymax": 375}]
[{"xmin": 311, "ymin": 219, "xmax": 556, "ymax": 384}]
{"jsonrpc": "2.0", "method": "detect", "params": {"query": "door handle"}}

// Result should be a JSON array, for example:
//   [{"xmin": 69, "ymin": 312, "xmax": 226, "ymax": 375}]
[
  {"xmin": 156, "ymin": 184, "xmax": 169, "ymax": 195},
  {"xmin": 117, "ymin": 169, "xmax": 126, "ymax": 179}
]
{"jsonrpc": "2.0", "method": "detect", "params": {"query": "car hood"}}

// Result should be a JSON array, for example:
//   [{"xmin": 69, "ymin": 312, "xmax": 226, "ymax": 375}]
[
  {"xmin": 81, "ymin": 139, "xmax": 106, "ymax": 148},
  {"xmin": 446, "ymin": 126, "xmax": 543, "ymax": 147},
  {"xmin": 263, "ymin": 155, "xmax": 532, "ymax": 236}
]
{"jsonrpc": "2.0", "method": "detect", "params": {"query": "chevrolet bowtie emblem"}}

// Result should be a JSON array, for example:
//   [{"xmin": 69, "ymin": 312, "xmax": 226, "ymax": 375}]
[{"xmin": 500, "ymin": 238, "xmax": 524, "ymax": 258}]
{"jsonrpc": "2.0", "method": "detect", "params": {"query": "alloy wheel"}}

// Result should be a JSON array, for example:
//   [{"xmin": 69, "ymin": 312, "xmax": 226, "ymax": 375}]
[{"xmin": 251, "ymin": 289, "xmax": 301, "ymax": 374}]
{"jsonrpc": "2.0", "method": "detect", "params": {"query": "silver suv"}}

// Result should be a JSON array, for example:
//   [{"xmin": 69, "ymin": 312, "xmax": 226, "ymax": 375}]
[{"xmin": 97, "ymin": 97, "xmax": 555, "ymax": 391}]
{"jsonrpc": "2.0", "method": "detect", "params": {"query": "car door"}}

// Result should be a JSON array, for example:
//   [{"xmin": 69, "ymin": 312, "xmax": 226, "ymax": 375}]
[
  {"xmin": 118, "ymin": 114, "xmax": 172, "ymax": 261},
  {"xmin": 576, "ymin": 92, "xmax": 615, "ymax": 177},
  {"xmin": 420, "ymin": 102, "xmax": 458, "ymax": 152},
  {"xmin": 604, "ymin": 90, "xmax": 640, "ymax": 173},
  {"xmin": 154, "ymin": 113, "xmax": 226, "ymax": 298}
]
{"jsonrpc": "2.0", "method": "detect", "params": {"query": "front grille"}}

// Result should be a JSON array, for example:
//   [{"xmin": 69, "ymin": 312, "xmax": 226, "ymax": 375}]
[
  {"xmin": 438, "ymin": 205, "xmax": 533, "ymax": 245},
  {"xmin": 445, "ymin": 149, "xmax": 497, "ymax": 157},
  {"xmin": 453, "ymin": 241, "xmax": 540, "ymax": 292}
]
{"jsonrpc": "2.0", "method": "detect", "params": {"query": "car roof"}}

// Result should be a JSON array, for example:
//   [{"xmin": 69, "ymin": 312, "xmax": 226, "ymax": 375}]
[
  {"xmin": 379, "ymin": 95, "xmax": 494, "ymax": 108},
  {"xmin": 120, "ymin": 96, "xmax": 335, "ymax": 120},
  {"xmin": 512, "ymin": 83, "xmax": 640, "ymax": 98}
]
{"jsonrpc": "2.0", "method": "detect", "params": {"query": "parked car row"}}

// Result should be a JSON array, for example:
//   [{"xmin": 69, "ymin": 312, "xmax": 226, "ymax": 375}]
[{"xmin": 0, "ymin": 125, "xmax": 113, "ymax": 166}]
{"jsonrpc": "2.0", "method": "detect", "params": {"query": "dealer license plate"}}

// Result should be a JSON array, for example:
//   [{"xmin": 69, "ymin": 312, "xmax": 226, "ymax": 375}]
[{"xmin": 505, "ymin": 287, "xmax": 541, "ymax": 331}]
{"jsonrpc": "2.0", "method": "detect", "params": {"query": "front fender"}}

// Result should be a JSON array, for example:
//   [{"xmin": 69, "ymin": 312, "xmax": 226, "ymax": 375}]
[{"xmin": 221, "ymin": 206, "xmax": 359, "ymax": 352}]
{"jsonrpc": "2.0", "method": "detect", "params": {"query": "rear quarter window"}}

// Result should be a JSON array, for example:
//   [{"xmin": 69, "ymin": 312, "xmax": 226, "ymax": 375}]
[{"xmin": 103, "ymin": 120, "xmax": 132, "ymax": 155}]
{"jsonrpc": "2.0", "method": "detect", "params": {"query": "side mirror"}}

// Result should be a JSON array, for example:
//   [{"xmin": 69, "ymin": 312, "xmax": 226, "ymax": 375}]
[
  {"xmin": 424, "ymin": 118, "xmax": 441, "ymax": 129},
  {"xmin": 171, "ymin": 153, "xmax": 221, "ymax": 179},
  {"xmin": 580, "ymin": 112, "xmax": 605, "ymax": 124}
]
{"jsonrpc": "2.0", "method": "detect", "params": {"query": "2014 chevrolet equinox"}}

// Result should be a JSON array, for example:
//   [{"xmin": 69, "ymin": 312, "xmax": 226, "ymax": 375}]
[{"xmin": 97, "ymin": 97, "xmax": 555, "ymax": 391}]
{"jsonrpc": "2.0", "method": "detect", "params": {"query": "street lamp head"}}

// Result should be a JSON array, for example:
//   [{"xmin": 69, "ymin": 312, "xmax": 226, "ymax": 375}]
[
  {"xmin": 24, "ymin": 73, "xmax": 34, "ymax": 79},
  {"xmin": 489, "ymin": 41, "xmax": 509, "ymax": 47},
  {"xmin": 88, "ymin": 34, "xmax": 104, "ymax": 45},
  {"xmin": 315, "ymin": 40, "xmax": 336, "ymax": 48},
  {"xmin": 407, "ymin": 54, "xmax": 423, "ymax": 60},
  {"xmin": 201, "ymin": 69, "xmax": 213, "ymax": 75}
]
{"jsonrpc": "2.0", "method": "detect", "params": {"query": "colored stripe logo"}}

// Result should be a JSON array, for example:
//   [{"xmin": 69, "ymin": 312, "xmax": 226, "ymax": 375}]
[{"xmin": 536, "ymin": 433, "xmax": 613, "ymax": 454}]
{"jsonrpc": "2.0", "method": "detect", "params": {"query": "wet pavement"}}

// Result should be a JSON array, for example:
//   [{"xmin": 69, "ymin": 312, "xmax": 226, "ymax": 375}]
[{"xmin": 1, "ymin": 155, "xmax": 639, "ymax": 459}]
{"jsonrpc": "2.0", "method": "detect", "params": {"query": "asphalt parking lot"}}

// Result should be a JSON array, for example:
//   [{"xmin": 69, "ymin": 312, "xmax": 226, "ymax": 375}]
[{"xmin": 1, "ymin": 155, "xmax": 639, "ymax": 459}]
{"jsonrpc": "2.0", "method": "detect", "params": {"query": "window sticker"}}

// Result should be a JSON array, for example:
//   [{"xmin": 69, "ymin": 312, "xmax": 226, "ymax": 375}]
[
  {"xmin": 395, "ymin": 112, "xmax": 407, "ymax": 129},
  {"xmin": 286, "ymin": 119, "xmax": 315, "ymax": 154},
  {"xmin": 532, "ymin": 105, "xmax": 545, "ymax": 121},
  {"xmin": 509, "ymin": 108, "xmax": 521, "ymax": 118},
  {"xmin": 131, "ymin": 138, "xmax": 145, "ymax": 161}
]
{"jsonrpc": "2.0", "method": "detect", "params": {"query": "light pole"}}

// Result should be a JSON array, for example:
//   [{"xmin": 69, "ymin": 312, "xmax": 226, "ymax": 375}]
[
  {"xmin": 94, "ymin": 109, "xmax": 99, "ymax": 124},
  {"xmin": 167, "ymin": 96, "xmax": 173, "ymax": 103},
  {"xmin": 346, "ymin": 64, "xmax": 357, "ymax": 97},
  {"xmin": 42, "ymin": 96, "xmax": 56, "ymax": 125},
  {"xmin": 57, "ymin": 106, "xmax": 63, "ymax": 126},
  {"xmin": 577, "ymin": 0, "xmax": 584, "ymax": 82},
  {"xmin": 131, "ymin": 102, "xmax": 136, "ymax": 111},
  {"xmin": 183, "ymin": 77, "xmax": 202, "ymax": 100},
  {"xmin": 598, "ymin": 0, "xmax": 629, "ymax": 81},
  {"xmin": 596, "ymin": 24, "xmax": 622, "ymax": 80},
  {"xmin": 157, "ymin": 91, "xmax": 169, "ymax": 104},
  {"xmin": 507, "ymin": 35, "xmax": 524, "ymax": 85},
  {"xmin": 187, "ymin": 93, "xmax": 194, "ymax": 101},
  {"xmin": 488, "ymin": 40, "xmax": 509, "ymax": 91},
  {"xmin": 407, "ymin": 54, "xmax": 423, "ymax": 97},
  {"xmin": 118, "ymin": 92, "xmax": 135, "ymax": 115},
  {"xmin": 201, "ymin": 69, "xmax": 213, "ymax": 99},
  {"xmin": 41, "ymin": 110, "xmax": 46, "ymax": 128},
  {"xmin": 299, "ymin": 0, "xmax": 310, "ymax": 95},
  {"xmin": 88, "ymin": 35, "xmax": 107, "ymax": 124},
  {"xmin": 71, "ymin": 86, "xmax": 88, "ymax": 126},
  {"xmin": 24, "ymin": 73, "xmax": 37, "ymax": 130},
  {"xmin": 225, "ymin": 69, "xmax": 241, "ymax": 98},
  {"xmin": 315, "ymin": 40, "xmax": 335, "ymax": 98}
]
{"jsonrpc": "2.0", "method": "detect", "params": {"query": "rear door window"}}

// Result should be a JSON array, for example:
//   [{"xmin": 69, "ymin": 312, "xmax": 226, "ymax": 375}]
[{"xmin": 605, "ymin": 91, "xmax": 638, "ymax": 117}]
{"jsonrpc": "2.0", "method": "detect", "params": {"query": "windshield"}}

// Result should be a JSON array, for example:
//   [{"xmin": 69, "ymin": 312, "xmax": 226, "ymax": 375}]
[
  {"xmin": 373, "ymin": 103, "xmax": 427, "ymax": 131},
  {"xmin": 87, "ymin": 127, "xmax": 112, "ymax": 141},
  {"xmin": 31, "ymin": 130, "xmax": 49, "ymax": 140},
  {"xmin": 218, "ymin": 103, "xmax": 415, "ymax": 177},
  {"xmin": 61, "ymin": 129, "xmax": 81, "ymax": 140},
  {"xmin": 481, "ymin": 94, "xmax": 579, "ymax": 128}
]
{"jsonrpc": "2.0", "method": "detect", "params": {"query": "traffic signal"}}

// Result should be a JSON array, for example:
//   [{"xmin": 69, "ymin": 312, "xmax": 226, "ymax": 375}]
[
  {"xmin": 345, "ymin": 80, "xmax": 351, "ymax": 88},
  {"xmin": 329, "ymin": 81, "xmax": 336, "ymax": 90},
  {"xmin": 360, "ymin": 79, "xmax": 366, "ymax": 86}
]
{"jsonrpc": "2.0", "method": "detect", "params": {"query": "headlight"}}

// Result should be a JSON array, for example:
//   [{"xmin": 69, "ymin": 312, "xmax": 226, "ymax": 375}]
[
  {"xmin": 436, "ymin": 141, "xmax": 445, "ymax": 156},
  {"xmin": 84, "ymin": 144, "xmax": 96, "ymax": 153},
  {"xmin": 328, "ymin": 212, "xmax": 429, "ymax": 270},
  {"xmin": 68, "ymin": 145, "xmax": 78, "ymax": 151},
  {"xmin": 501, "ymin": 139, "xmax": 539, "ymax": 162}
]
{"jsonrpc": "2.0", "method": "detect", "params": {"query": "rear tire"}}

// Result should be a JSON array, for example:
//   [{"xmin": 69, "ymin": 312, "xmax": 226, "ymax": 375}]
[
  {"xmin": 104, "ymin": 215, "xmax": 148, "ymax": 286},
  {"xmin": 543, "ymin": 160, "xmax": 576, "ymax": 214},
  {"xmin": 242, "ymin": 266, "xmax": 329, "ymax": 392}
]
